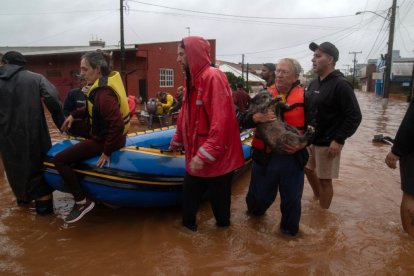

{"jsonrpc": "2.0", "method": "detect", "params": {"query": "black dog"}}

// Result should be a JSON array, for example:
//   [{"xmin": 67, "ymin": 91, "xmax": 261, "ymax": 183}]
[{"xmin": 248, "ymin": 91, "xmax": 314, "ymax": 153}]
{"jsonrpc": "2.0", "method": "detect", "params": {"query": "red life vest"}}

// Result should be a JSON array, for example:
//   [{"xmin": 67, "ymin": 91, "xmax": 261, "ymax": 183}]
[
  {"xmin": 267, "ymin": 83, "xmax": 277, "ymax": 97},
  {"xmin": 252, "ymin": 85, "xmax": 305, "ymax": 152}
]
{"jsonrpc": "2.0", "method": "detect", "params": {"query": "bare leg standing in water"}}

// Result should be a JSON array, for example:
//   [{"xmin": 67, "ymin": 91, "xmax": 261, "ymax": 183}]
[
  {"xmin": 305, "ymin": 144, "xmax": 341, "ymax": 209},
  {"xmin": 305, "ymin": 167, "xmax": 333, "ymax": 209},
  {"xmin": 0, "ymin": 156, "xmax": 4, "ymax": 177},
  {"xmin": 386, "ymin": 150, "xmax": 414, "ymax": 238},
  {"xmin": 385, "ymin": 94, "xmax": 414, "ymax": 238},
  {"xmin": 318, "ymin": 179, "xmax": 333, "ymax": 209},
  {"xmin": 401, "ymin": 192, "xmax": 414, "ymax": 237},
  {"xmin": 305, "ymin": 168, "xmax": 319, "ymax": 199}
]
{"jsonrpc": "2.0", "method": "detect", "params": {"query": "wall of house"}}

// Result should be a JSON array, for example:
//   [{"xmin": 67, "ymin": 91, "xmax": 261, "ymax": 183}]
[
  {"xmin": 359, "ymin": 64, "xmax": 377, "ymax": 92},
  {"xmin": 22, "ymin": 39, "xmax": 216, "ymax": 103},
  {"xmin": 139, "ymin": 42, "xmax": 181, "ymax": 99},
  {"xmin": 137, "ymin": 39, "xmax": 216, "ymax": 100},
  {"xmin": 27, "ymin": 55, "xmax": 78, "ymax": 101},
  {"xmin": 25, "ymin": 51, "xmax": 139, "ymax": 101}
]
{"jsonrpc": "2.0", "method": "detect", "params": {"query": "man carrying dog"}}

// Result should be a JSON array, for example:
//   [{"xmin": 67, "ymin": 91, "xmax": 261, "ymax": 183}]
[{"xmin": 240, "ymin": 58, "xmax": 314, "ymax": 236}]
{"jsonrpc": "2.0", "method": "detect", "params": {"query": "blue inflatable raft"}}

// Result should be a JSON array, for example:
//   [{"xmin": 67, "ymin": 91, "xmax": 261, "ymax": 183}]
[{"xmin": 43, "ymin": 127, "xmax": 253, "ymax": 207}]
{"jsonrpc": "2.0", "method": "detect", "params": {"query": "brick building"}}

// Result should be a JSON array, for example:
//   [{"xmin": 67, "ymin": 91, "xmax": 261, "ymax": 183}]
[{"xmin": 0, "ymin": 39, "xmax": 216, "ymax": 101}]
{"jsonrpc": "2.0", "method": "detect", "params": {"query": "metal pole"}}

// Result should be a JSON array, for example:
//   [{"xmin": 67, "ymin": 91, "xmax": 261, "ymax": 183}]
[
  {"xmin": 241, "ymin": 54, "xmax": 245, "ymax": 82},
  {"xmin": 246, "ymin": 63, "xmax": 249, "ymax": 90},
  {"xmin": 409, "ymin": 60, "xmax": 414, "ymax": 102},
  {"xmin": 382, "ymin": 0, "xmax": 397, "ymax": 108},
  {"xmin": 120, "ymin": 0, "xmax": 126, "ymax": 77},
  {"xmin": 349, "ymin": 51, "xmax": 362, "ymax": 88}
]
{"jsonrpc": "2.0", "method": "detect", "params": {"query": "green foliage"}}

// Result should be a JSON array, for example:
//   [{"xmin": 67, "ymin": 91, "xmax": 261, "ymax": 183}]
[
  {"xmin": 304, "ymin": 69, "xmax": 317, "ymax": 80},
  {"xmin": 224, "ymin": 72, "xmax": 245, "ymax": 90}
]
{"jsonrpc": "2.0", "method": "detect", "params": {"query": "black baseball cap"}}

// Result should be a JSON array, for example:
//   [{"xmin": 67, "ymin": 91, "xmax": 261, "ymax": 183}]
[
  {"xmin": 263, "ymin": 63, "xmax": 276, "ymax": 72},
  {"xmin": 2, "ymin": 51, "xmax": 27, "ymax": 66},
  {"xmin": 309, "ymin": 42, "xmax": 339, "ymax": 62}
]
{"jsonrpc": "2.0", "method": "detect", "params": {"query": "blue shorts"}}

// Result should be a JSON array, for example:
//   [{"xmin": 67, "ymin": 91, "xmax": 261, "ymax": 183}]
[{"xmin": 400, "ymin": 151, "xmax": 414, "ymax": 195}]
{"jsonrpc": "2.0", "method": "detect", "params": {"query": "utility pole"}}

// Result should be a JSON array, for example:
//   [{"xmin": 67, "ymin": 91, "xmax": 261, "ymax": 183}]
[
  {"xmin": 409, "ymin": 58, "xmax": 414, "ymax": 102},
  {"xmin": 382, "ymin": 0, "xmax": 397, "ymax": 108},
  {"xmin": 246, "ymin": 63, "xmax": 249, "ymax": 89},
  {"xmin": 120, "ymin": 0, "xmax": 126, "ymax": 77},
  {"xmin": 185, "ymin": 27, "xmax": 190, "ymax": 36},
  {"xmin": 349, "ymin": 51, "xmax": 362, "ymax": 88},
  {"xmin": 241, "ymin": 54, "xmax": 245, "ymax": 82}
]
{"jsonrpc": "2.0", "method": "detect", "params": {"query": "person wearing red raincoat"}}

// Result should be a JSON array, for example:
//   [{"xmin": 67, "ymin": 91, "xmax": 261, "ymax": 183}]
[{"xmin": 170, "ymin": 36, "xmax": 244, "ymax": 231}]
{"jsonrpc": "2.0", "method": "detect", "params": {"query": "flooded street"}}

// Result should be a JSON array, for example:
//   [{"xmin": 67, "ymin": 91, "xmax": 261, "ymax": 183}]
[{"xmin": 1, "ymin": 91, "xmax": 413, "ymax": 275}]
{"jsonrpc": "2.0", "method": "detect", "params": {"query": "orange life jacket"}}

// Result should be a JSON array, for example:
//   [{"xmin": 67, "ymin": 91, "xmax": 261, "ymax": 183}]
[
  {"xmin": 267, "ymin": 83, "xmax": 277, "ymax": 97},
  {"xmin": 252, "ymin": 84, "xmax": 305, "ymax": 152},
  {"xmin": 272, "ymin": 85, "xmax": 305, "ymax": 133}
]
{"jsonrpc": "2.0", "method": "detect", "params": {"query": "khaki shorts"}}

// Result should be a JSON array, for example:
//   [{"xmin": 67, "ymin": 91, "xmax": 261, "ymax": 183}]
[{"xmin": 306, "ymin": 145, "xmax": 341, "ymax": 179}]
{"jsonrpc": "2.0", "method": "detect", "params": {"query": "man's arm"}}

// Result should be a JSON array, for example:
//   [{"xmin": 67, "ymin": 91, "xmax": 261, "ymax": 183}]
[
  {"xmin": 392, "ymin": 99, "xmax": 414, "ymax": 157},
  {"xmin": 334, "ymin": 81, "xmax": 362, "ymax": 144},
  {"xmin": 40, "ymin": 76, "xmax": 65, "ymax": 129}
]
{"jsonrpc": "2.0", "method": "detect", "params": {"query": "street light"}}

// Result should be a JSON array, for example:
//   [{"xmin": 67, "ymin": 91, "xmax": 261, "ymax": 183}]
[
  {"xmin": 355, "ymin": 11, "xmax": 388, "ymax": 20},
  {"xmin": 356, "ymin": 0, "xmax": 397, "ymax": 108}
]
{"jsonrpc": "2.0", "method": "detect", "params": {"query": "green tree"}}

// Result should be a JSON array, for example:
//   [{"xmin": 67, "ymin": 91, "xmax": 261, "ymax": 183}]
[{"xmin": 224, "ymin": 72, "xmax": 244, "ymax": 90}]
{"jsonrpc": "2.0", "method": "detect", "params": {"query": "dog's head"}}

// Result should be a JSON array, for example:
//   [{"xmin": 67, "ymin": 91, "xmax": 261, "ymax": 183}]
[
  {"xmin": 249, "ymin": 90, "xmax": 290, "ymax": 114},
  {"xmin": 249, "ymin": 91, "xmax": 274, "ymax": 113}
]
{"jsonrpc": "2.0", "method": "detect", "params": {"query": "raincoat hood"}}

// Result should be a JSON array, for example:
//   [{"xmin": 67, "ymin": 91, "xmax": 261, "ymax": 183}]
[
  {"xmin": 0, "ymin": 64, "xmax": 24, "ymax": 80},
  {"xmin": 182, "ymin": 36, "xmax": 211, "ymax": 80}
]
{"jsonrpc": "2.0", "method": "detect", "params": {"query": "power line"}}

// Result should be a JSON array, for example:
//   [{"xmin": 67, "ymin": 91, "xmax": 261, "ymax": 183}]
[
  {"xmin": 219, "ymin": 18, "xmax": 373, "ymax": 56},
  {"xmin": 127, "ymin": 8, "xmax": 358, "ymax": 31},
  {"xmin": 0, "ymin": 9, "xmax": 115, "ymax": 16},
  {"xmin": 363, "ymin": 16, "xmax": 389, "ymax": 62},
  {"xmin": 25, "ymin": 10, "xmax": 117, "ymax": 45},
  {"xmin": 128, "ymin": 0, "xmax": 358, "ymax": 20}
]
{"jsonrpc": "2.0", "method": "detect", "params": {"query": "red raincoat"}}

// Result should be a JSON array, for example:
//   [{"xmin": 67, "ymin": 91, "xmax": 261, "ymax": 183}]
[{"xmin": 171, "ymin": 36, "xmax": 244, "ymax": 177}]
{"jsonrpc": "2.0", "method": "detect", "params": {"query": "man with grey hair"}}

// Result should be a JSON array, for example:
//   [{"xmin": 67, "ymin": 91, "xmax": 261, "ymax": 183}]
[{"xmin": 240, "ymin": 58, "xmax": 315, "ymax": 236}]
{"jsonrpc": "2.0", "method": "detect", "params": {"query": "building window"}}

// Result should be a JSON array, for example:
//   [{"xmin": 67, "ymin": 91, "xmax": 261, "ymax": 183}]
[{"xmin": 159, "ymin": 68, "xmax": 174, "ymax": 87}]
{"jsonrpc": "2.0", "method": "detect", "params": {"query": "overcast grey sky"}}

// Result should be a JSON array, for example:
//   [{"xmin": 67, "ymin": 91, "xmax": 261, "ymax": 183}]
[{"xmin": 1, "ymin": 0, "xmax": 413, "ymax": 73}]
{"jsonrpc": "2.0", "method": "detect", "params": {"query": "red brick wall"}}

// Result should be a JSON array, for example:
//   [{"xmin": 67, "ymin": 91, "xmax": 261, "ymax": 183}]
[
  {"xmin": 23, "ymin": 39, "xmax": 216, "ymax": 102},
  {"xmin": 25, "ymin": 51, "xmax": 140, "ymax": 101},
  {"xmin": 137, "ymin": 39, "xmax": 216, "ymax": 99},
  {"xmin": 138, "ymin": 41, "xmax": 184, "ymax": 99}
]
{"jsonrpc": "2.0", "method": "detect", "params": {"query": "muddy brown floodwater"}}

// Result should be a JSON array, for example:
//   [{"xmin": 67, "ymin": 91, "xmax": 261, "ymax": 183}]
[{"xmin": 1, "ymin": 91, "xmax": 414, "ymax": 275}]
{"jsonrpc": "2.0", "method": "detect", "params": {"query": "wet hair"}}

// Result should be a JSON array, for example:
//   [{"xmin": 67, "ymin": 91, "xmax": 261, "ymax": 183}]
[
  {"xmin": 278, "ymin": 58, "xmax": 302, "ymax": 76},
  {"xmin": 81, "ymin": 50, "xmax": 112, "ymax": 76},
  {"xmin": 178, "ymin": 40, "xmax": 185, "ymax": 49},
  {"xmin": 157, "ymin": 91, "xmax": 166, "ymax": 99}
]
